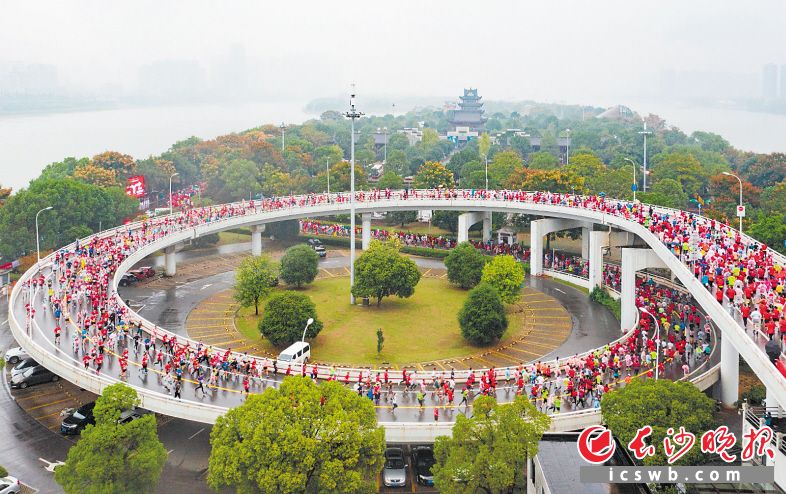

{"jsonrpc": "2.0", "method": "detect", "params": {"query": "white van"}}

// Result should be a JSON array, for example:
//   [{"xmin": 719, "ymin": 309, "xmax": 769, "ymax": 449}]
[{"xmin": 278, "ymin": 341, "xmax": 311, "ymax": 364}]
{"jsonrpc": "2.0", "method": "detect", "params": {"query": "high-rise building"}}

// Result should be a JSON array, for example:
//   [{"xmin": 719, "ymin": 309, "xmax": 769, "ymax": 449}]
[
  {"xmin": 781, "ymin": 64, "xmax": 786, "ymax": 100},
  {"xmin": 762, "ymin": 64, "xmax": 778, "ymax": 100}
]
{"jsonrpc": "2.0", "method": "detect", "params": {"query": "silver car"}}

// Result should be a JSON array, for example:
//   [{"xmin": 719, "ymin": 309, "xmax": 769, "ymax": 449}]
[
  {"xmin": 0, "ymin": 475, "xmax": 21, "ymax": 494},
  {"xmin": 3, "ymin": 347, "xmax": 29, "ymax": 366},
  {"xmin": 383, "ymin": 447, "xmax": 407, "ymax": 488}
]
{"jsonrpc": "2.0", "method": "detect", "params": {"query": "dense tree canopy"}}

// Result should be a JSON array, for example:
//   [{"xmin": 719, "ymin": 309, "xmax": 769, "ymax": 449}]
[
  {"xmin": 413, "ymin": 161, "xmax": 454, "ymax": 189},
  {"xmin": 433, "ymin": 395, "xmax": 550, "ymax": 493},
  {"xmin": 480, "ymin": 255, "xmax": 525, "ymax": 303},
  {"xmin": 458, "ymin": 283, "xmax": 508, "ymax": 345},
  {"xmin": 54, "ymin": 384, "xmax": 166, "ymax": 494},
  {"xmin": 259, "ymin": 291, "xmax": 323, "ymax": 346},
  {"xmin": 444, "ymin": 242, "xmax": 487, "ymax": 289},
  {"xmin": 234, "ymin": 254, "xmax": 279, "ymax": 315},
  {"xmin": 601, "ymin": 379, "xmax": 715, "ymax": 466},
  {"xmin": 279, "ymin": 244, "xmax": 319, "ymax": 288},
  {"xmin": 0, "ymin": 178, "xmax": 137, "ymax": 258},
  {"xmin": 207, "ymin": 377, "xmax": 385, "ymax": 494},
  {"xmin": 351, "ymin": 240, "xmax": 421, "ymax": 306}
]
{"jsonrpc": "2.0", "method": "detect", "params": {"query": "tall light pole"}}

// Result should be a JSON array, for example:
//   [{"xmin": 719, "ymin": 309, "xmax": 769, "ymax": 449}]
[
  {"xmin": 35, "ymin": 206, "xmax": 53, "ymax": 265},
  {"xmin": 484, "ymin": 154, "xmax": 489, "ymax": 190},
  {"xmin": 722, "ymin": 171, "xmax": 744, "ymax": 233},
  {"xmin": 383, "ymin": 127, "xmax": 388, "ymax": 165},
  {"xmin": 326, "ymin": 158, "xmax": 330, "ymax": 195},
  {"xmin": 344, "ymin": 90, "xmax": 363, "ymax": 304},
  {"xmin": 168, "ymin": 172, "xmax": 179, "ymax": 215},
  {"xmin": 639, "ymin": 121, "xmax": 652, "ymax": 191},
  {"xmin": 623, "ymin": 157, "xmax": 637, "ymax": 203},
  {"xmin": 280, "ymin": 122, "xmax": 286, "ymax": 152},
  {"xmin": 639, "ymin": 307, "xmax": 660, "ymax": 380},
  {"xmin": 301, "ymin": 317, "xmax": 315, "ymax": 343},
  {"xmin": 565, "ymin": 128, "xmax": 571, "ymax": 165}
]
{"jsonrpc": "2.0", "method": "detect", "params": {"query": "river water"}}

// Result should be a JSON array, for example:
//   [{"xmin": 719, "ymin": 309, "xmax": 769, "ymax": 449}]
[{"xmin": 0, "ymin": 99, "xmax": 784, "ymax": 191}]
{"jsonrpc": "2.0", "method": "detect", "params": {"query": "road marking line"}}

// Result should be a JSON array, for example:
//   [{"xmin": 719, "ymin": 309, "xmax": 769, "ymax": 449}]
[
  {"xmin": 16, "ymin": 389, "xmax": 65, "ymax": 402},
  {"xmin": 554, "ymin": 288, "xmax": 566, "ymax": 294},
  {"xmin": 188, "ymin": 427, "xmax": 205, "ymax": 440},
  {"xmin": 26, "ymin": 397, "xmax": 73, "ymax": 411},
  {"xmin": 33, "ymin": 410, "xmax": 68, "ymax": 420}
]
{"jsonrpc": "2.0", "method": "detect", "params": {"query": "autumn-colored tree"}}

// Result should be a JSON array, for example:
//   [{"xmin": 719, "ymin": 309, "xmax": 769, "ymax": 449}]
[
  {"xmin": 413, "ymin": 161, "xmax": 454, "ymax": 188},
  {"xmin": 761, "ymin": 180, "xmax": 786, "ymax": 215},
  {"xmin": 488, "ymin": 150, "xmax": 524, "ymax": 187},
  {"xmin": 705, "ymin": 174, "xmax": 760, "ymax": 220},
  {"xmin": 505, "ymin": 168, "xmax": 585, "ymax": 194},
  {"xmin": 91, "ymin": 151, "xmax": 136, "ymax": 179},
  {"xmin": 650, "ymin": 152, "xmax": 707, "ymax": 196},
  {"xmin": 738, "ymin": 152, "xmax": 786, "ymax": 188},
  {"xmin": 0, "ymin": 184, "xmax": 11, "ymax": 207},
  {"xmin": 327, "ymin": 161, "xmax": 367, "ymax": 191},
  {"xmin": 73, "ymin": 163, "xmax": 119, "ymax": 187}
]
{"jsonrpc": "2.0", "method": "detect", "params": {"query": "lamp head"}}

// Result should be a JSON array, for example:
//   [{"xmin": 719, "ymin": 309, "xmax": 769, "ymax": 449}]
[
  {"xmin": 44, "ymin": 206, "xmax": 53, "ymax": 211},
  {"xmin": 307, "ymin": 317, "xmax": 314, "ymax": 326}
]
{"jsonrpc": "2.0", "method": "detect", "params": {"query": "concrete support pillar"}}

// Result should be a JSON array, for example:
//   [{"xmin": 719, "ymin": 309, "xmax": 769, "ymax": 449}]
[
  {"xmin": 482, "ymin": 211, "xmax": 492, "ymax": 243},
  {"xmin": 457, "ymin": 211, "xmax": 486, "ymax": 244},
  {"xmin": 588, "ymin": 230, "xmax": 606, "ymax": 290},
  {"xmin": 164, "ymin": 246, "xmax": 177, "ymax": 277},
  {"xmin": 361, "ymin": 213, "xmax": 372, "ymax": 250},
  {"xmin": 530, "ymin": 220, "xmax": 544, "ymax": 276},
  {"xmin": 581, "ymin": 227, "xmax": 590, "ymax": 259},
  {"xmin": 251, "ymin": 224, "xmax": 265, "ymax": 256},
  {"xmin": 620, "ymin": 247, "xmax": 668, "ymax": 332},
  {"xmin": 720, "ymin": 339, "xmax": 739, "ymax": 407},
  {"xmin": 766, "ymin": 386, "xmax": 784, "ymax": 418}
]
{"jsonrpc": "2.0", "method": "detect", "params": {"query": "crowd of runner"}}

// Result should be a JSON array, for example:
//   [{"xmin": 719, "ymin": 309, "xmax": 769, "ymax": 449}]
[{"xmin": 16, "ymin": 187, "xmax": 785, "ymax": 416}]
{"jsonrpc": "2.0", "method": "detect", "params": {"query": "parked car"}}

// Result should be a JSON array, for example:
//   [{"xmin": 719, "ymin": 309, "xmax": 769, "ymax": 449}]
[
  {"xmin": 10, "ymin": 365, "xmax": 58, "ymax": 389},
  {"xmin": 3, "ymin": 346, "xmax": 29, "ymax": 365},
  {"xmin": 117, "ymin": 407, "xmax": 153, "ymax": 424},
  {"xmin": 0, "ymin": 475, "xmax": 21, "ymax": 494},
  {"xmin": 136, "ymin": 266, "xmax": 156, "ymax": 278},
  {"xmin": 411, "ymin": 446, "xmax": 436, "ymax": 486},
  {"xmin": 307, "ymin": 238, "xmax": 327, "ymax": 258},
  {"xmin": 10, "ymin": 358, "xmax": 38, "ymax": 379},
  {"xmin": 60, "ymin": 402, "xmax": 96, "ymax": 435},
  {"xmin": 119, "ymin": 273, "xmax": 138, "ymax": 286},
  {"xmin": 383, "ymin": 447, "xmax": 407, "ymax": 487}
]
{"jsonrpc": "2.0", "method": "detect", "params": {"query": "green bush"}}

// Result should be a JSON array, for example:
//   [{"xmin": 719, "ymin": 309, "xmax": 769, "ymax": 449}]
[
  {"xmin": 445, "ymin": 242, "xmax": 487, "ymax": 289},
  {"xmin": 259, "ymin": 291, "xmax": 323, "ymax": 347},
  {"xmin": 458, "ymin": 283, "xmax": 508, "ymax": 345},
  {"xmin": 400, "ymin": 245, "xmax": 450, "ymax": 258},
  {"xmin": 0, "ymin": 465, "xmax": 7, "ymax": 478},
  {"xmin": 589, "ymin": 287, "xmax": 621, "ymax": 320},
  {"xmin": 280, "ymin": 244, "xmax": 319, "ymax": 288},
  {"xmin": 736, "ymin": 384, "xmax": 766, "ymax": 406},
  {"xmin": 299, "ymin": 234, "xmax": 359, "ymax": 248}
]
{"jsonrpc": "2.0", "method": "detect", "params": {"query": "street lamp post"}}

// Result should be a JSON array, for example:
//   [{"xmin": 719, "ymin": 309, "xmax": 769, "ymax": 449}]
[
  {"xmin": 280, "ymin": 122, "xmax": 286, "ymax": 152},
  {"xmin": 639, "ymin": 307, "xmax": 661, "ymax": 380},
  {"xmin": 344, "ymin": 90, "xmax": 364, "ymax": 304},
  {"xmin": 565, "ymin": 128, "xmax": 571, "ymax": 165},
  {"xmin": 722, "ymin": 171, "xmax": 744, "ymax": 234},
  {"xmin": 35, "ymin": 206, "xmax": 53, "ymax": 265},
  {"xmin": 301, "ymin": 317, "xmax": 315, "ymax": 343},
  {"xmin": 383, "ymin": 127, "xmax": 388, "ymax": 165},
  {"xmin": 484, "ymin": 154, "xmax": 489, "ymax": 190},
  {"xmin": 168, "ymin": 173, "xmax": 179, "ymax": 215},
  {"xmin": 623, "ymin": 157, "xmax": 637, "ymax": 203},
  {"xmin": 638, "ymin": 121, "xmax": 652, "ymax": 191}
]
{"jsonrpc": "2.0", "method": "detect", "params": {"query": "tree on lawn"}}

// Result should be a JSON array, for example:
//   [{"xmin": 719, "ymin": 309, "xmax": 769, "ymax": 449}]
[
  {"xmin": 444, "ymin": 242, "xmax": 488, "ymax": 289},
  {"xmin": 601, "ymin": 379, "xmax": 715, "ymax": 466},
  {"xmin": 54, "ymin": 384, "xmax": 166, "ymax": 494},
  {"xmin": 480, "ymin": 255, "xmax": 524, "ymax": 303},
  {"xmin": 351, "ymin": 240, "xmax": 421, "ymax": 306},
  {"xmin": 280, "ymin": 244, "xmax": 319, "ymax": 288},
  {"xmin": 433, "ymin": 395, "xmax": 550, "ymax": 494},
  {"xmin": 207, "ymin": 376, "xmax": 385, "ymax": 494},
  {"xmin": 259, "ymin": 291, "xmax": 323, "ymax": 346},
  {"xmin": 458, "ymin": 283, "xmax": 508, "ymax": 345},
  {"xmin": 234, "ymin": 254, "xmax": 278, "ymax": 315}
]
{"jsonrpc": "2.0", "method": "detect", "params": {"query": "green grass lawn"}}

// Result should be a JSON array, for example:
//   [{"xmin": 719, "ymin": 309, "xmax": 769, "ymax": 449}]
[
  {"xmin": 235, "ymin": 277, "xmax": 528, "ymax": 365},
  {"xmin": 216, "ymin": 230, "xmax": 251, "ymax": 246}
]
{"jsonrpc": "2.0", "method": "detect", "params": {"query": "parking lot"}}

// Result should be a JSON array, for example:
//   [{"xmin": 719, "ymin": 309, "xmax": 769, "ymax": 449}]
[
  {"xmin": 379, "ymin": 444, "xmax": 439, "ymax": 493},
  {"xmin": 9, "ymin": 378, "xmax": 97, "ymax": 437}
]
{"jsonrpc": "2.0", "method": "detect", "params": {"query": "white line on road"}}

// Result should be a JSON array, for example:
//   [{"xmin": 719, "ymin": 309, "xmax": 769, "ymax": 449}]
[
  {"xmin": 38, "ymin": 458, "xmax": 65, "ymax": 472},
  {"xmin": 1, "ymin": 318, "xmax": 8, "ymax": 326},
  {"xmin": 167, "ymin": 449, "xmax": 175, "ymax": 455},
  {"xmin": 554, "ymin": 288, "xmax": 566, "ymax": 294},
  {"xmin": 200, "ymin": 284, "xmax": 213, "ymax": 290},
  {"xmin": 188, "ymin": 427, "xmax": 205, "ymax": 440}
]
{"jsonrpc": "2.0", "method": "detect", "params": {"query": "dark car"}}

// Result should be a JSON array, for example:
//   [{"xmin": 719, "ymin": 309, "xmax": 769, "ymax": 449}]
[
  {"xmin": 119, "ymin": 273, "xmax": 138, "ymax": 286},
  {"xmin": 60, "ymin": 402, "xmax": 96, "ymax": 435},
  {"xmin": 117, "ymin": 407, "xmax": 153, "ymax": 424},
  {"xmin": 10, "ymin": 365, "xmax": 58, "ymax": 389},
  {"xmin": 307, "ymin": 239, "xmax": 327, "ymax": 258},
  {"xmin": 411, "ymin": 446, "xmax": 436, "ymax": 486}
]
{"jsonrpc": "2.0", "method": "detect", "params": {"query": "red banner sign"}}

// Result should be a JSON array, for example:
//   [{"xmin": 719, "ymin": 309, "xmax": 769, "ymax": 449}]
[{"xmin": 126, "ymin": 175, "xmax": 146, "ymax": 198}]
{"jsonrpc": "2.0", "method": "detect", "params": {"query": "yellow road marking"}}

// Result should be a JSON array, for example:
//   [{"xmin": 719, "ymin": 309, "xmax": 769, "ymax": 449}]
[{"xmin": 26, "ymin": 397, "xmax": 73, "ymax": 411}]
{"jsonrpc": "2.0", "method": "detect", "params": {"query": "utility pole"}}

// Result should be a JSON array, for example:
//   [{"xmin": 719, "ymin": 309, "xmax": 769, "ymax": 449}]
[
  {"xmin": 344, "ymin": 88, "xmax": 363, "ymax": 304},
  {"xmin": 565, "ymin": 128, "xmax": 571, "ymax": 165},
  {"xmin": 326, "ymin": 158, "xmax": 330, "ymax": 194},
  {"xmin": 639, "ymin": 121, "xmax": 652, "ymax": 191},
  {"xmin": 280, "ymin": 122, "xmax": 286, "ymax": 152}
]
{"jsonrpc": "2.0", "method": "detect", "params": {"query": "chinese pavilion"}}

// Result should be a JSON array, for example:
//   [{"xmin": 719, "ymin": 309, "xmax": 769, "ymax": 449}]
[{"xmin": 447, "ymin": 88, "xmax": 488, "ymax": 132}]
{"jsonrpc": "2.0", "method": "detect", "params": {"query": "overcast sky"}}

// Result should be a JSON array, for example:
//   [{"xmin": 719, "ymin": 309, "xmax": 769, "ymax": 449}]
[{"xmin": 2, "ymin": 0, "xmax": 785, "ymax": 105}]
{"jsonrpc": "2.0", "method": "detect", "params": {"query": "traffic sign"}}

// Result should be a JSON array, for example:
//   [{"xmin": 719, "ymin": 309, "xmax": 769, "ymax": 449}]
[
  {"xmin": 736, "ymin": 205, "xmax": 746, "ymax": 218},
  {"xmin": 631, "ymin": 183, "xmax": 637, "ymax": 192}
]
